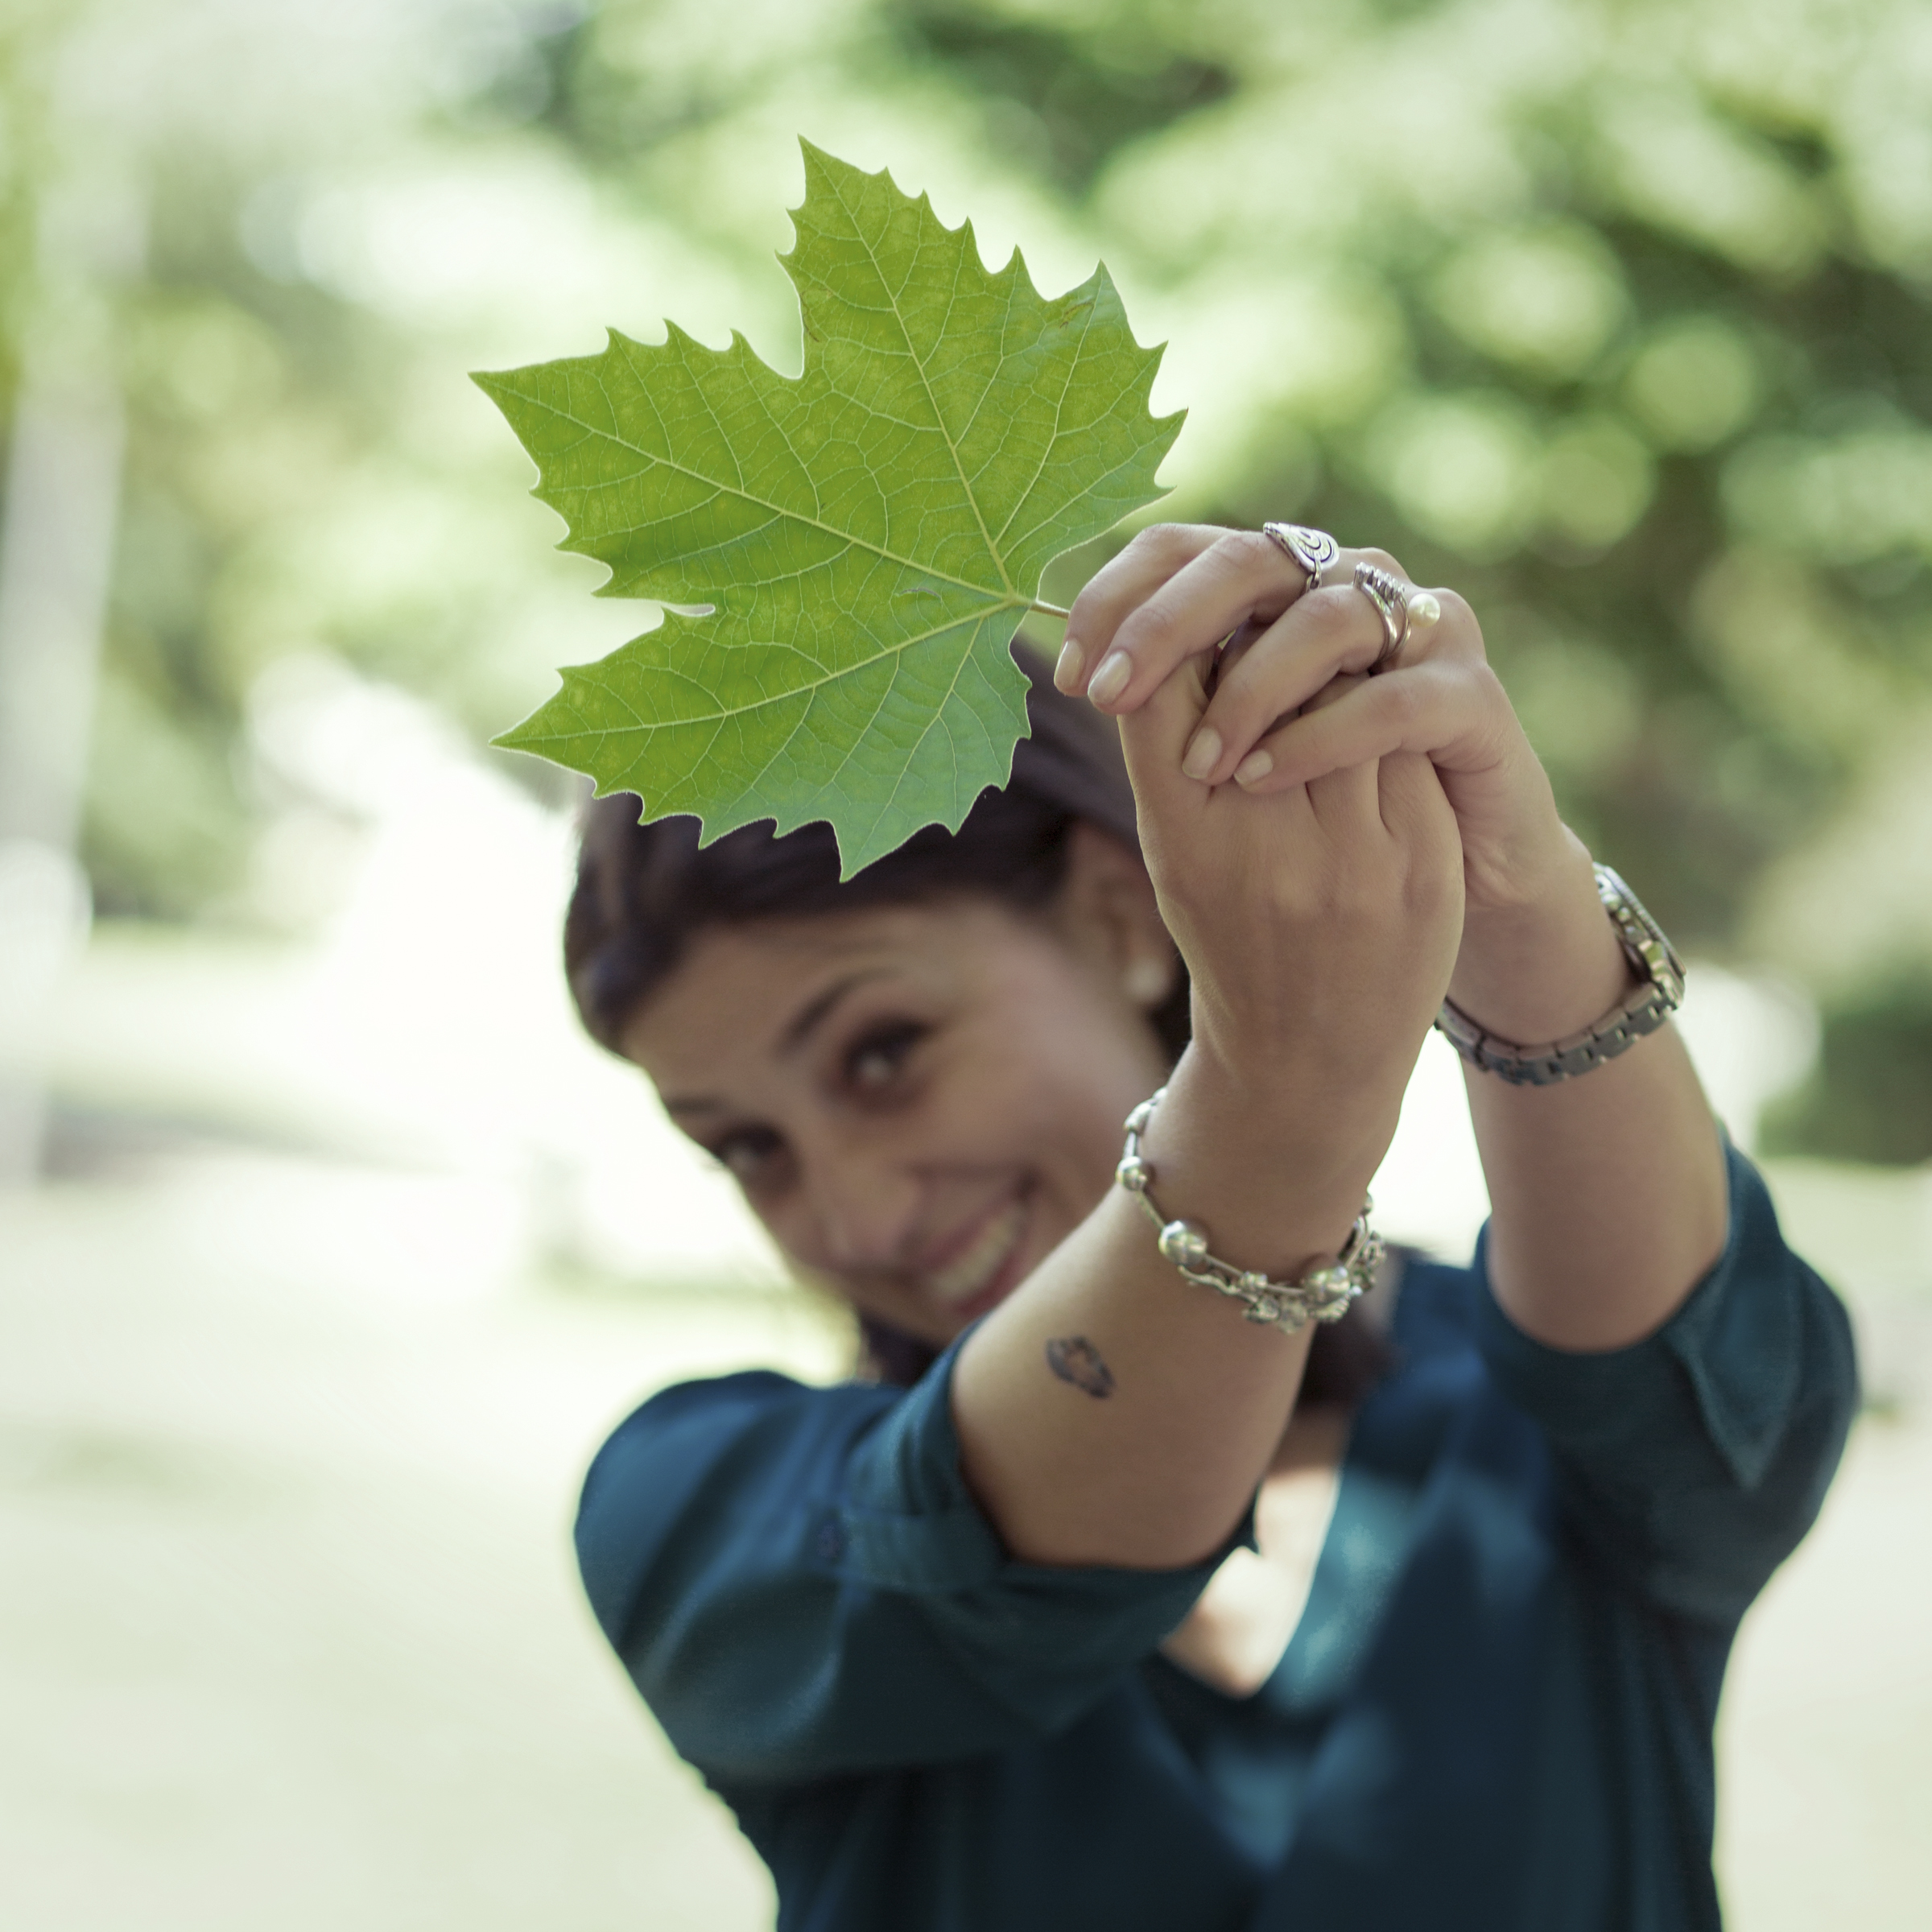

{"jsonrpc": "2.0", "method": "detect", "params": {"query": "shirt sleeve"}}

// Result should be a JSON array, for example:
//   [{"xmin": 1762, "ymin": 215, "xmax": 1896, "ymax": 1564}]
[
  {"xmin": 1472, "ymin": 1141, "xmax": 1860, "ymax": 1627},
  {"xmin": 573, "ymin": 1336, "xmax": 1240, "ymax": 1786}
]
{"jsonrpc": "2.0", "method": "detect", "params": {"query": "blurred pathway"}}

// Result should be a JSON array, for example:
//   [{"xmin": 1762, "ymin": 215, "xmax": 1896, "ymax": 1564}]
[{"xmin": 0, "ymin": 1148, "xmax": 844, "ymax": 1932}]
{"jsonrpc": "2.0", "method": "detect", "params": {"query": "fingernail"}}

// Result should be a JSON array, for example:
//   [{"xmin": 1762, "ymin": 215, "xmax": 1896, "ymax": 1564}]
[
  {"xmin": 1181, "ymin": 726, "xmax": 1222, "ymax": 782},
  {"xmin": 1233, "ymin": 749, "xmax": 1274, "ymax": 786},
  {"xmin": 1054, "ymin": 640, "xmax": 1084, "ymax": 692},
  {"xmin": 1086, "ymin": 650, "xmax": 1130, "ymax": 706},
  {"xmin": 1408, "ymin": 591, "xmax": 1443, "ymax": 630}
]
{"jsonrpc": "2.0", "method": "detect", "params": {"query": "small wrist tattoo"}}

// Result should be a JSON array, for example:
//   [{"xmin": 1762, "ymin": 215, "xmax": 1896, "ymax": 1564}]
[{"xmin": 1045, "ymin": 1335, "xmax": 1116, "ymax": 1399}]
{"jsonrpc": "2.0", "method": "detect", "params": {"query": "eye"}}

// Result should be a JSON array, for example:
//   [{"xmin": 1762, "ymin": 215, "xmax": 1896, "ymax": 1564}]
[
  {"xmin": 708, "ymin": 1125, "xmax": 786, "ymax": 1185},
  {"xmin": 844, "ymin": 1020, "xmax": 927, "ymax": 1092}
]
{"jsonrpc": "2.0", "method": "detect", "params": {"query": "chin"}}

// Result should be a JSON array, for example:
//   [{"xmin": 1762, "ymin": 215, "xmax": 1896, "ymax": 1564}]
[
  {"xmin": 935, "ymin": 1216, "xmax": 1043, "ymax": 1331},
  {"xmin": 851, "ymin": 1184, "xmax": 1062, "ymax": 1347}
]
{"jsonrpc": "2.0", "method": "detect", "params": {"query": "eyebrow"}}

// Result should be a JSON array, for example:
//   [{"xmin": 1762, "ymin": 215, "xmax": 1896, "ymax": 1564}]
[
  {"xmin": 779, "ymin": 968, "xmax": 891, "ymax": 1055},
  {"xmin": 661, "ymin": 968, "xmax": 894, "ymax": 1118}
]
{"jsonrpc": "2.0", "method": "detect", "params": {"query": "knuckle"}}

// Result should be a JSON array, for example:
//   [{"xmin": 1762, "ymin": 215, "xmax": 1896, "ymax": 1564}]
[
  {"xmin": 1219, "ymin": 528, "xmax": 1280, "ymax": 576},
  {"xmin": 1209, "ymin": 657, "xmax": 1282, "ymax": 727},
  {"xmin": 1428, "ymin": 587, "xmax": 1487, "ymax": 656},
  {"xmin": 1296, "ymin": 588, "xmax": 1360, "ymax": 647},
  {"xmin": 1114, "ymin": 588, "xmax": 1179, "ymax": 654},
  {"xmin": 1357, "ymin": 545, "xmax": 1410, "ymax": 580},
  {"xmin": 1374, "ymin": 673, "xmax": 1425, "ymax": 729},
  {"xmin": 1435, "ymin": 658, "xmax": 1509, "ymax": 733},
  {"xmin": 1465, "ymin": 659, "xmax": 1508, "ymax": 708},
  {"xmin": 1129, "ymin": 522, "xmax": 1200, "ymax": 569}
]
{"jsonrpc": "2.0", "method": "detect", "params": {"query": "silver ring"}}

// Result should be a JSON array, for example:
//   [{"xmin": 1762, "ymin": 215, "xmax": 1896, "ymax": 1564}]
[
  {"xmin": 1352, "ymin": 562, "xmax": 1410, "ymax": 672},
  {"xmin": 1261, "ymin": 522, "xmax": 1339, "ymax": 593}
]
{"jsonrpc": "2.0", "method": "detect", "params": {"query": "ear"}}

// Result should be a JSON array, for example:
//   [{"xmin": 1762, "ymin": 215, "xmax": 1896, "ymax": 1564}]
[{"xmin": 1052, "ymin": 821, "xmax": 1179, "ymax": 1012}]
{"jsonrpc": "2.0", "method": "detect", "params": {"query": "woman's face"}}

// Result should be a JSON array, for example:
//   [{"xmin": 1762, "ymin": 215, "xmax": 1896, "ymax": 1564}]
[{"xmin": 621, "ymin": 828, "xmax": 1177, "ymax": 1348}]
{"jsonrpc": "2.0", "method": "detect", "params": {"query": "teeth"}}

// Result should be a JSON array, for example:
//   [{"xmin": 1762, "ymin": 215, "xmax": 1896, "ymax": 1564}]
[{"xmin": 924, "ymin": 1198, "xmax": 1028, "ymax": 1307}]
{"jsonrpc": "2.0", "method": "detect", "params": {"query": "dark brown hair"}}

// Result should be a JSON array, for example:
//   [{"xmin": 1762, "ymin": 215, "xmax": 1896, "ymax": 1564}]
[{"xmin": 565, "ymin": 646, "xmax": 1389, "ymax": 1402}]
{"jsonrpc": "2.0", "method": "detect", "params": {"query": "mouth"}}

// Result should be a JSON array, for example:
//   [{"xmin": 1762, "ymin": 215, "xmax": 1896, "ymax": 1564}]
[{"xmin": 919, "ymin": 1192, "xmax": 1031, "ymax": 1317}]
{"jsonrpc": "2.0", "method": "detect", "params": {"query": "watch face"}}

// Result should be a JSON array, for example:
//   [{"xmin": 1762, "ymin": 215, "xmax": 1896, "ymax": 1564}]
[
  {"xmin": 1599, "ymin": 865, "xmax": 1686, "ymax": 1009},
  {"xmin": 1640, "ymin": 923, "xmax": 1686, "ymax": 1005}
]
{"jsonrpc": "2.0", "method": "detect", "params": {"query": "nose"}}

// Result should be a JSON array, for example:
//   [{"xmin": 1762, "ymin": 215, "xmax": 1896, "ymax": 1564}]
[{"xmin": 795, "ymin": 1126, "xmax": 924, "ymax": 1276}]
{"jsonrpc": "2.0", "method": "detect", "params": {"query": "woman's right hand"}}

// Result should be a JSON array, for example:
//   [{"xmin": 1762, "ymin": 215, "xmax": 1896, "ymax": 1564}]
[
  {"xmin": 951, "ymin": 546, "xmax": 1465, "ymax": 1568},
  {"xmin": 1086, "ymin": 543, "xmax": 1467, "ymax": 1231}
]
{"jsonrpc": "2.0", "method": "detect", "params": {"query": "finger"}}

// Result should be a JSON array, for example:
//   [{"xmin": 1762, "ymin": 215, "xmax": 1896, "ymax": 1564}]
[
  {"xmin": 1091, "ymin": 536, "xmax": 1432, "ymax": 733},
  {"xmin": 1177, "ymin": 589, "xmax": 1389, "ymax": 784},
  {"xmin": 1206, "ymin": 615, "xmax": 1270, "ymax": 686},
  {"xmin": 1116, "ymin": 642, "xmax": 1213, "ymax": 818},
  {"xmin": 1075, "ymin": 527, "xmax": 1313, "ymax": 714},
  {"xmin": 1228, "ymin": 661, "xmax": 1506, "ymax": 797},
  {"xmin": 1296, "ymin": 670, "xmax": 1380, "ymax": 830},
  {"xmin": 1375, "ymin": 748, "xmax": 1461, "ymax": 854},
  {"xmin": 1181, "ymin": 583, "xmax": 1464, "ymax": 786},
  {"xmin": 1056, "ymin": 524, "xmax": 1225, "ymax": 694}
]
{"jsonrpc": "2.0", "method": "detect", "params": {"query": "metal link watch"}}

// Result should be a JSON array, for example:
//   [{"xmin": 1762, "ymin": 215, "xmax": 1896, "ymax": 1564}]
[{"xmin": 1434, "ymin": 865, "xmax": 1686, "ymax": 1087}]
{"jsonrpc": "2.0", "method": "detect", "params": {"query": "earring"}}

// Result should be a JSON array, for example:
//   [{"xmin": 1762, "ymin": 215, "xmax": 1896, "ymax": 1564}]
[{"xmin": 1122, "ymin": 956, "xmax": 1170, "ymax": 1006}]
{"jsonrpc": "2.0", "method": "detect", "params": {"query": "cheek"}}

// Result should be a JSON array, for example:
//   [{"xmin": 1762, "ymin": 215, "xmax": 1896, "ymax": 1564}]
[
  {"xmin": 956, "ymin": 963, "xmax": 1164, "ymax": 1183},
  {"xmin": 750, "ymin": 1192, "xmax": 817, "ymax": 1267}
]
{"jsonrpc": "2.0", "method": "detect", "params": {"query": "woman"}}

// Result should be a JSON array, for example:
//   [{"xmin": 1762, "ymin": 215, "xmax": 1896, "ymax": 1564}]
[{"xmin": 566, "ymin": 526, "xmax": 1855, "ymax": 1931}]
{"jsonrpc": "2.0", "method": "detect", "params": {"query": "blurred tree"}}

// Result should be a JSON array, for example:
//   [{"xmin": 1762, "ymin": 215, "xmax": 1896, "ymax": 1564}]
[
  {"xmin": 522, "ymin": 0, "xmax": 1932, "ymax": 1156},
  {"xmin": 1762, "ymin": 975, "xmax": 1932, "ymax": 1165},
  {"xmin": 2, "ymin": 0, "xmax": 609, "ymax": 921},
  {"xmin": 885, "ymin": 1, "xmax": 1233, "ymax": 192},
  {"xmin": 4, "ymin": 0, "xmax": 1930, "ymax": 1155}
]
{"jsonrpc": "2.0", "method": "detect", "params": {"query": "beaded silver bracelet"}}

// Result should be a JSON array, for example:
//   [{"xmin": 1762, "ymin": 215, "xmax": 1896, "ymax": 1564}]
[{"xmin": 1116, "ymin": 1088, "xmax": 1381, "ymax": 1335}]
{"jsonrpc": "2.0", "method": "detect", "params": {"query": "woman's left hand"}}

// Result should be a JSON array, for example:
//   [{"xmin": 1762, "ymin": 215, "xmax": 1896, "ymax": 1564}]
[{"xmin": 1058, "ymin": 522, "xmax": 1571, "ymax": 920}]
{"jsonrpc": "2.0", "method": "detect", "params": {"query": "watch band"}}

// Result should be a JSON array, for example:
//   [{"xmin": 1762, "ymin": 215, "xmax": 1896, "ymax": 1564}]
[{"xmin": 1434, "ymin": 865, "xmax": 1686, "ymax": 1087}]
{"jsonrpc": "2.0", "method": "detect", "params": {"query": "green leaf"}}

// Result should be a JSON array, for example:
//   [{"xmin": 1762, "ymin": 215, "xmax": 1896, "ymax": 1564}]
[{"xmin": 476, "ymin": 142, "xmax": 1181, "ymax": 875}]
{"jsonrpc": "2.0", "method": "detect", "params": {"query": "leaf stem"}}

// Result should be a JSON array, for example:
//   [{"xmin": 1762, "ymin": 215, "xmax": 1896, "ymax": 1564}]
[{"xmin": 1029, "ymin": 600, "xmax": 1071, "ymax": 621}]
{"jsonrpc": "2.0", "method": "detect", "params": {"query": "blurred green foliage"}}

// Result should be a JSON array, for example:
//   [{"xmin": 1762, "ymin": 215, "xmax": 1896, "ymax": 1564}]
[
  {"xmin": 1763, "ymin": 976, "xmax": 1932, "ymax": 1166},
  {"xmin": 5, "ymin": 0, "xmax": 1932, "ymax": 1154}
]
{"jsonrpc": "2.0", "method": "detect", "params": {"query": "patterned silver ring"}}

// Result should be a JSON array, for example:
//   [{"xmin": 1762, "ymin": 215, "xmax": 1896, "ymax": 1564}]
[
  {"xmin": 1352, "ymin": 562, "xmax": 1410, "ymax": 673},
  {"xmin": 1261, "ymin": 522, "xmax": 1340, "ymax": 594}
]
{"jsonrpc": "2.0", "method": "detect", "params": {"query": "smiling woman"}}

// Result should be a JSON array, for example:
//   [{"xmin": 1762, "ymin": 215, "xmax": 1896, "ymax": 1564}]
[
  {"xmin": 623, "ymin": 891, "xmax": 1167, "ymax": 1345},
  {"xmin": 568, "ymin": 650, "xmax": 1170, "ymax": 1358},
  {"xmin": 559, "ymin": 532, "xmax": 1855, "ymax": 1932},
  {"xmin": 567, "ymin": 653, "xmax": 1394, "ymax": 1400}
]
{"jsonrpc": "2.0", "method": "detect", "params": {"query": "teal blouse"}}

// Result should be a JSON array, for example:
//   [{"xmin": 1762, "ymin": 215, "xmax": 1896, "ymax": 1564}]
[{"xmin": 576, "ymin": 1147, "xmax": 1855, "ymax": 1930}]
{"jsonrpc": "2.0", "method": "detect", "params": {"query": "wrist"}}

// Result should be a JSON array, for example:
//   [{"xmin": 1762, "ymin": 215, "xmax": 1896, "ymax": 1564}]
[
  {"xmin": 1185, "ymin": 980, "xmax": 1432, "ymax": 1140},
  {"xmin": 1448, "ymin": 836, "xmax": 1633, "ymax": 1046},
  {"xmin": 1136, "ymin": 1046, "xmax": 1390, "ymax": 1273}
]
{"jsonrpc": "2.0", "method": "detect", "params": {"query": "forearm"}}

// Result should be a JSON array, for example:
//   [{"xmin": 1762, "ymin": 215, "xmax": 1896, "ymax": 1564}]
[
  {"xmin": 951, "ymin": 1046, "xmax": 1391, "ymax": 1570},
  {"xmin": 965, "ymin": 526, "xmax": 1463, "ymax": 1571},
  {"xmin": 1451, "ymin": 836, "xmax": 1728, "ymax": 1351}
]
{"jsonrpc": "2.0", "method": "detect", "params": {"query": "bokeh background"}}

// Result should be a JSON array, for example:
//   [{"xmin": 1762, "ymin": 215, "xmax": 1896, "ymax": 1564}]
[{"xmin": 2, "ymin": 1, "xmax": 1929, "ymax": 1926}]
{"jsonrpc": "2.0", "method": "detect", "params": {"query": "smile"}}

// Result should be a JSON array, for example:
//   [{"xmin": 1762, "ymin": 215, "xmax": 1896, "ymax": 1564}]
[{"xmin": 921, "ymin": 1195, "xmax": 1030, "ymax": 1310}]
